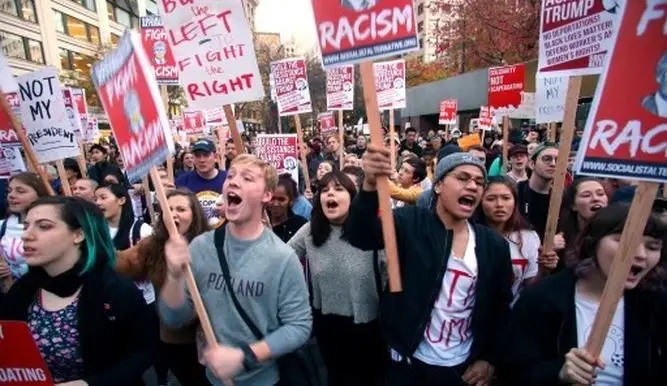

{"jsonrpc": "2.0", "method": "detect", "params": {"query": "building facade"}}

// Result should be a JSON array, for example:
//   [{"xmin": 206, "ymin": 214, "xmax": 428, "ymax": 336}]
[{"xmin": 413, "ymin": 0, "xmax": 460, "ymax": 63}]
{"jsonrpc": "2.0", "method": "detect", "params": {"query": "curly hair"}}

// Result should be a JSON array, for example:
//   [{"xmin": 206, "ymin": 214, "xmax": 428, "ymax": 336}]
[{"xmin": 566, "ymin": 202, "xmax": 666, "ymax": 292}]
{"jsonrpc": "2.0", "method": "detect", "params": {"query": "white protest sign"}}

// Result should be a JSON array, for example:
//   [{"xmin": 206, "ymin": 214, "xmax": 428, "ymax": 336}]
[
  {"xmin": 159, "ymin": 0, "xmax": 264, "ymax": 110},
  {"xmin": 508, "ymin": 92, "xmax": 536, "ymax": 119},
  {"xmin": 271, "ymin": 58, "xmax": 312, "ymax": 116},
  {"xmin": 0, "ymin": 144, "xmax": 12, "ymax": 178},
  {"xmin": 0, "ymin": 53, "xmax": 18, "ymax": 93},
  {"xmin": 17, "ymin": 67, "xmax": 80, "ymax": 163},
  {"xmin": 62, "ymin": 88, "xmax": 83, "ymax": 139},
  {"xmin": 4, "ymin": 144, "xmax": 26, "ymax": 174},
  {"xmin": 536, "ymin": 75, "xmax": 567, "ymax": 124}
]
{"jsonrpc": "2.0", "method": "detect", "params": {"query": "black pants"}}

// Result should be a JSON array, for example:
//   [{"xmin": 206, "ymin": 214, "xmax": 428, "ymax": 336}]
[
  {"xmin": 313, "ymin": 309, "xmax": 387, "ymax": 386},
  {"xmin": 387, "ymin": 356, "xmax": 469, "ymax": 386},
  {"xmin": 156, "ymin": 341, "xmax": 210, "ymax": 386}
]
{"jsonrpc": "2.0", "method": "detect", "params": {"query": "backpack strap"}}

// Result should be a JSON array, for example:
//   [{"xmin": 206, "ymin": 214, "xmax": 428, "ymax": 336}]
[
  {"xmin": 129, "ymin": 220, "xmax": 143, "ymax": 247},
  {"xmin": 0, "ymin": 217, "xmax": 9, "ymax": 241}
]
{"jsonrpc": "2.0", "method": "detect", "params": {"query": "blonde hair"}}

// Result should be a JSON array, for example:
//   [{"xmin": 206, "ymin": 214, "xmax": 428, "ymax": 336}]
[{"xmin": 230, "ymin": 154, "xmax": 278, "ymax": 191}]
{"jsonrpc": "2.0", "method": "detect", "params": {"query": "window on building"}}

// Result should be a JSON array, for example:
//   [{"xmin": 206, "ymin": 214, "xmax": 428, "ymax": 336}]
[
  {"xmin": 418, "ymin": 21, "xmax": 424, "ymax": 34},
  {"xmin": 54, "ymin": 10, "xmax": 66, "ymax": 33},
  {"xmin": 60, "ymin": 48, "xmax": 99, "ymax": 106},
  {"xmin": 0, "ymin": 0, "xmax": 37, "ymax": 22},
  {"xmin": 107, "ymin": 0, "xmax": 139, "ymax": 28},
  {"xmin": 67, "ymin": 0, "xmax": 96, "ymax": 11},
  {"xmin": 110, "ymin": 33, "xmax": 120, "ymax": 46},
  {"xmin": 417, "ymin": 3, "xmax": 424, "ymax": 15},
  {"xmin": 88, "ymin": 25, "xmax": 100, "ymax": 44},
  {"xmin": 0, "ymin": 30, "xmax": 44, "ymax": 63},
  {"xmin": 54, "ymin": 10, "xmax": 101, "ymax": 44},
  {"xmin": 146, "ymin": 0, "xmax": 157, "ymax": 15},
  {"xmin": 419, "ymin": 38, "xmax": 423, "ymax": 49}
]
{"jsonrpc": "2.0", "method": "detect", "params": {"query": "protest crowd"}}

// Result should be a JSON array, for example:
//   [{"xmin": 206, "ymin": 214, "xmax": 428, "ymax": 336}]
[{"xmin": 0, "ymin": 1, "xmax": 666, "ymax": 386}]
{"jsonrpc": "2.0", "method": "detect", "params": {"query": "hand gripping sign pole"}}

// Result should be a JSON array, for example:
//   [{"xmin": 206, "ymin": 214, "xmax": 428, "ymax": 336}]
[
  {"xmin": 541, "ymin": 76, "xmax": 582, "ymax": 260},
  {"xmin": 360, "ymin": 62, "xmax": 401, "ymax": 292},
  {"xmin": 0, "ymin": 90, "xmax": 55, "ymax": 196}
]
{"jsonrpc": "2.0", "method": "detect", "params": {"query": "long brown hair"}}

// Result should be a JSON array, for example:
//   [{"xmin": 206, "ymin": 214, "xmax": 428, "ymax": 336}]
[
  {"xmin": 7, "ymin": 172, "xmax": 50, "ymax": 216},
  {"xmin": 144, "ymin": 189, "xmax": 210, "ymax": 287}
]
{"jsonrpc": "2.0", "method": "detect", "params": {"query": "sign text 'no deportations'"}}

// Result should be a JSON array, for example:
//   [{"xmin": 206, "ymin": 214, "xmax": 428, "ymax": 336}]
[
  {"xmin": 538, "ymin": 0, "xmax": 621, "ymax": 77},
  {"xmin": 92, "ymin": 31, "xmax": 174, "ymax": 182},
  {"xmin": 310, "ymin": 0, "xmax": 419, "ymax": 68},
  {"xmin": 374, "ymin": 59, "xmax": 406, "ymax": 110},
  {"xmin": 575, "ymin": 1, "xmax": 667, "ymax": 183},
  {"xmin": 326, "ymin": 65, "xmax": 354, "ymax": 110},
  {"xmin": 158, "ymin": 0, "xmax": 264, "ymax": 109},
  {"xmin": 18, "ymin": 67, "xmax": 80, "ymax": 163},
  {"xmin": 271, "ymin": 58, "xmax": 312, "ymax": 116},
  {"xmin": 254, "ymin": 134, "xmax": 299, "ymax": 185},
  {"xmin": 140, "ymin": 15, "xmax": 179, "ymax": 85}
]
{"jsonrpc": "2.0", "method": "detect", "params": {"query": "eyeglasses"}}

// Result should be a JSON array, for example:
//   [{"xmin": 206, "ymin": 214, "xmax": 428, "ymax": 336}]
[{"xmin": 449, "ymin": 172, "xmax": 486, "ymax": 188}]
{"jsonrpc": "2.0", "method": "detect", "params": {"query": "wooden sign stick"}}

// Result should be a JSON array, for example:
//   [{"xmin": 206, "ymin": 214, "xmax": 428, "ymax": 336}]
[
  {"xmin": 55, "ymin": 160, "xmax": 72, "ymax": 196},
  {"xmin": 389, "ymin": 109, "xmax": 396, "ymax": 171},
  {"xmin": 294, "ymin": 115, "xmax": 311, "ymax": 190},
  {"xmin": 148, "ymin": 166, "xmax": 233, "ymax": 386},
  {"xmin": 223, "ymin": 105, "xmax": 245, "ymax": 155},
  {"xmin": 142, "ymin": 176, "xmax": 155, "ymax": 223},
  {"xmin": 338, "ymin": 110, "xmax": 344, "ymax": 170},
  {"xmin": 548, "ymin": 122, "xmax": 557, "ymax": 142},
  {"xmin": 360, "ymin": 62, "xmax": 402, "ymax": 293},
  {"xmin": 583, "ymin": 182, "xmax": 659, "ymax": 358},
  {"xmin": 0, "ymin": 91, "xmax": 54, "ymax": 195},
  {"xmin": 217, "ymin": 127, "xmax": 227, "ymax": 171},
  {"xmin": 541, "ymin": 76, "xmax": 582, "ymax": 258},
  {"xmin": 502, "ymin": 116, "xmax": 509, "ymax": 172},
  {"xmin": 166, "ymin": 157, "xmax": 175, "ymax": 184}
]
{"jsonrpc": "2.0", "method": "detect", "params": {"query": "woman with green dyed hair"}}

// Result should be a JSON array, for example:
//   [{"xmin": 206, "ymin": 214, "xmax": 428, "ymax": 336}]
[{"xmin": 0, "ymin": 196, "xmax": 156, "ymax": 385}]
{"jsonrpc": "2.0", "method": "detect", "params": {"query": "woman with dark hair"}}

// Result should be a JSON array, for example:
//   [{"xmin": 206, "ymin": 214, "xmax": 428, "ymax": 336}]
[
  {"xmin": 505, "ymin": 203, "xmax": 667, "ymax": 386},
  {"xmin": 115, "ymin": 189, "xmax": 210, "ymax": 385},
  {"xmin": 268, "ymin": 174, "xmax": 307, "ymax": 243},
  {"xmin": 0, "ymin": 196, "xmax": 156, "ymax": 385},
  {"xmin": 554, "ymin": 177, "xmax": 609, "ymax": 257},
  {"xmin": 95, "ymin": 183, "xmax": 154, "ymax": 306},
  {"xmin": 288, "ymin": 171, "xmax": 386, "ymax": 386},
  {"xmin": 477, "ymin": 177, "xmax": 542, "ymax": 304},
  {"xmin": 0, "ymin": 173, "xmax": 50, "ymax": 289}
]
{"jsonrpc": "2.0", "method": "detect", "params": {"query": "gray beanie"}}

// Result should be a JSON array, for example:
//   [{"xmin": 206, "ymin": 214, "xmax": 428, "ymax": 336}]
[{"xmin": 434, "ymin": 152, "xmax": 487, "ymax": 184}]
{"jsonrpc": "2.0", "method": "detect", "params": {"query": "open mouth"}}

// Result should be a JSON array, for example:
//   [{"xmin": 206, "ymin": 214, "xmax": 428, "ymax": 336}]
[
  {"xmin": 458, "ymin": 195, "xmax": 476, "ymax": 209},
  {"xmin": 23, "ymin": 246, "xmax": 36, "ymax": 256},
  {"xmin": 226, "ymin": 192, "xmax": 243, "ymax": 208},
  {"xmin": 629, "ymin": 264, "xmax": 644, "ymax": 276},
  {"xmin": 325, "ymin": 200, "xmax": 339, "ymax": 209},
  {"xmin": 591, "ymin": 204, "xmax": 603, "ymax": 212}
]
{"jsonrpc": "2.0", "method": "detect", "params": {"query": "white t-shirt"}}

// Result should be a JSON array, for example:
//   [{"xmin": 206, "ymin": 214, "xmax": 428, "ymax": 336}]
[
  {"xmin": 506, "ymin": 230, "xmax": 540, "ymax": 305},
  {"xmin": 109, "ymin": 222, "xmax": 156, "ymax": 304},
  {"xmin": 575, "ymin": 290, "xmax": 624, "ymax": 385},
  {"xmin": 0, "ymin": 215, "xmax": 27, "ymax": 279},
  {"xmin": 413, "ymin": 222, "xmax": 477, "ymax": 366}
]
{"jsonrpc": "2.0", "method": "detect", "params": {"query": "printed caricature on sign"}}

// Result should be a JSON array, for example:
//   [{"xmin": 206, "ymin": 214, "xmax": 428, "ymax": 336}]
[
  {"xmin": 326, "ymin": 65, "xmax": 354, "ymax": 110},
  {"xmin": 575, "ymin": 1, "xmax": 667, "ymax": 183},
  {"xmin": 479, "ymin": 105, "xmax": 493, "ymax": 131},
  {"xmin": 318, "ymin": 112, "xmax": 337, "ymax": 136},
  {"xmin": 92, "ymin": 31, "xmax": 174, "ymax": 183},
  {"xmin": 3, "ymin": 145, "xmax": 26, "ymax": 174},
  {"xmin": 17, "ymin": 67, "xmax": 80, "ymax": 163},
  {"xmin": 488, "ymin": 64, "xmax": 534, "ymax": 119},
  {"xmin": 84, "ymin": 115, "xmax": 99, "ymax": 143},
  {"xmin": 62, "ymin": 88, "xmax": 83, "ymax": 139},
  {"xmin": 158, "ymin": 0, "xmax": 264, "ymax": 110},
  {"xmin": 140, "ymin": 15, "xmax": 179, "ymax": 85},
  {"xmin": 374, "ymin": 59, "xmax": 406, "ymax": 110},
  {"xmin": 0, "ymin": 321, "xmax": 55, "ymax": 385},
  {"xmin": 439, "ymin": 99, "xmax": 458, "ymax": 125},
  {"xmin": 254, "ymin": 134, "xmax": 299, "ymax": 184},
  {"xmin": 536, "ymin": 75, "xmax": 567, "ymax": 123},
  {"xmin": 539, "ymin": 0, "xmax": 621, "ymax": 77},
  {"xmin": 0, "ymin": 93, "xmax": 20, "ymax": 146},
  {"xmin": 0, "ymin": 144, "xmax": 12, "ymax": 178},
  {"xmin": 182, "ymin": 109, "xmax": 206, "ymax": 135},
  {"xmin": 310, "ymin": 0, "xmax": 419, "ymax": 67},
  {"xmin": 271, "ymin": 58, "xmax": 312, "ymax": 116}
]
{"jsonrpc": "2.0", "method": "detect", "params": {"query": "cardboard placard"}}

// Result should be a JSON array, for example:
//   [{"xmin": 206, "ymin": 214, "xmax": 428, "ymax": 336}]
[
  {"xmin": 140, "ymin": 15, "xmax": 179, "ymax": 85},
  {"xmin": 92, "ymin": 31, "xmax": 173, "ymax": 182},
  {"xmin": 271, "ymin": 58, "xmax": 312, "ymax": 116},
  {"xmin": 0, "ymin": 144, "xmax": 12, "ymax": 178},
  {"xmin": 457, "ymin": 133, "xmax": 482, "ymax": 151},
  {"xmin": 318, "ymin": 112, "xmax": 337, "ymax": 136},
  {"xmin": 70, "ymin": 88, "xmax": 88, "ymax": 132},
  {"xmin": 536, "ymin": 75, "xmax": 567, "ymax": 123},
  {"xmin": 158, "ymin": 0, "xmax": 264, "ymax": 110},
  {"xmin": 3, "ymin": 145, "xmax": 26, "ymax": 175},
  {"xmin": 311, "ymin": 0, "xmax": 419, "ymax": 67},
  {"xmin": 488, "ymin": 64, "xmax": 532, "ymax": 118},
  {"xmin": 62, "ymin": 88, "xmax": 83, "ymax": 139},
  {"xmin": 374, "ymin": 59, "xmax": 406, "ymax": 110},
  {"xmin": 0, "ymin": 321, "xmax": 55, "ymax": 385},
  {"xmin": 17, "ymin": 67, "xmax": 80, "ymax": 163},
  {"xmin": 254, "ymin": 134, "xmax": 299, "ymax": 185},
  {"xmin": 574, "ymin": 1, "xmax": 667, "ymax": 183},
  {"xmin": 439, "ymin": 99, "xmax": 457, "ymax": 125},
  {"xmin": 181, "ymin": 109, "xmax": 206, "ymax": 135},
  {"xmin": 0, "ymin": 93, "xmax": 20, "ymax": 145},
  {"xmin": 326, "ymin": 65, "xmax": 354, "ymax": 110},
  {"xmin": 538, "ymin": 0, "xmax": 620, "ymax": 77},
  {"xmin": 479, "ymin": 105, "xmax": 493, "ymax": 130}
]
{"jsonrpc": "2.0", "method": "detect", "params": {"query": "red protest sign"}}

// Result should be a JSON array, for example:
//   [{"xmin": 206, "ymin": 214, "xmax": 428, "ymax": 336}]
[
  {"xmin": 318, "ymin": 112, "xmax": 337, "ymax": 136},
  {"xmin": 271, "ymin": 58, "xmax": 312, "ymax": 117},
  {"xmin": 92, "ymin": 31, "xmax": 173, "ymax": 182},
  {"xmin": 182, "ymin": 109, "xmax": 205, "ymax": 135},
  {"xmin": 479, "ymin": 105, "xmax": 493, "ymax": 130},
  {"xmin": 69, "ymin": 88, "xmax": 87, "ymax": 117},
  {"xmin": 0, "ymin": 321, "xmax": 54, "ymax": 385},
  {"xmin": 254, "ymin": 134, "xmax": 299, "ymax": 184},
  {"xmin": 574, "ymin": 1, "xmax": 667, "ymax": 183},
  {"xmin": 439, "ymin": 99, "xmax": 457, "ymax": 125},
  {"xmin": 539, "ymin": 0, "xmax": 619, "ymax": 77},
  {"xmin": 374, "ymin": 59, "xmax": 406, "ymax": 110},
  {"xmin": 0, "ymin": 93, "xmax": 20, "ymax": 145},
  {"xmin": 140, "ymin": 15, "xmax": 178, "ymax": 85},
  {"xmin": 326, "ymin": 65, "xmax": 354, "ymax": 110},
  {"xmin": 310, "ymin": 0, "xmax": 419, "ymax": 68},
  {"xmin": 62, "ymin": 88, "xmax": 83, "ymax": 139},
  {"xmin": 488, "ymin": 64, "xmax": 525, "ymax": 117}
]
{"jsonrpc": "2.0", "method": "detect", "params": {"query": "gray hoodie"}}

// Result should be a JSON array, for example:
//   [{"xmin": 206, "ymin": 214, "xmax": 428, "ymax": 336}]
[{"xmin": 158, "ymin": 227, "xmax": 312, "ymax": 386}]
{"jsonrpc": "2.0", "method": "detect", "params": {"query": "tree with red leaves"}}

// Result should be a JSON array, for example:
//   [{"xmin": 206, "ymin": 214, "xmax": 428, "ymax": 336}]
[{"xmin": 430, "ymin": 0, "xmax": 541, "ymax": 73}]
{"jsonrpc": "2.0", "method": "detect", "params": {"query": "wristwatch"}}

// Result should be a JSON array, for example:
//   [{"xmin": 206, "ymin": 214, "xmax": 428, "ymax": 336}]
[{"xmin": 240, "ymin": 344, "xmax": 258, "ymax": 371}]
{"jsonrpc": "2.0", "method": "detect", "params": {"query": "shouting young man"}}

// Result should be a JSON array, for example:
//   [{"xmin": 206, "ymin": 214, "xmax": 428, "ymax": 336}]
[
  {"xmin": 159, "ymin": 154, "xmax": 312, "ymax": 385},
  {"xmin": 347, "ymin": 146, "xmax": 513, "ymax": 386}
]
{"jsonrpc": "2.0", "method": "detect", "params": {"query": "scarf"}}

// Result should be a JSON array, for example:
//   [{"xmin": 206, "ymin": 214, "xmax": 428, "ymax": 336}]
[{"xmin": 25, "ymin": 262, "xmax": 86, "ymax": 298}]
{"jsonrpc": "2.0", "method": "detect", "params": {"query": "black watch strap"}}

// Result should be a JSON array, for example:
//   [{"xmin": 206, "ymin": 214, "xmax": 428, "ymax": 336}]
[{"xmin": 240, "ymin": 344, "xmax": 258, "ymax": 371}]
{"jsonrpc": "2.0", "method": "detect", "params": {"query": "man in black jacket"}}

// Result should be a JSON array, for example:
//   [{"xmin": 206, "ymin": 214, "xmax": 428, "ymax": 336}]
[
  {"xmin": 346, "ymin": 146, "xmax": 513, "ymax": 386},
  {"xmin": 87, "ymin": 144, "xmax": 124, "ymax": 185}
]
